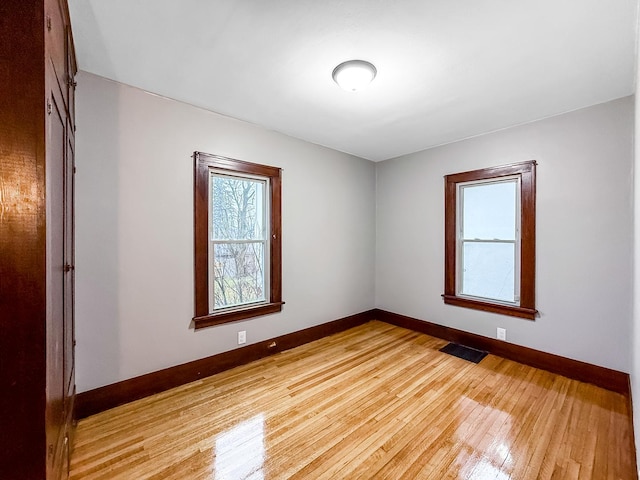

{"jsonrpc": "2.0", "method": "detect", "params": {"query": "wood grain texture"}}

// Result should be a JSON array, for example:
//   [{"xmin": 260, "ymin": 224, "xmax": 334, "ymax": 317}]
[
  {"xmin": 75, "ymin": 310, "xmax": 374, "ymax": 419},
  {"xmin": 1, "ymin": 0, "xmax": 76, "ymax": 478},
  {"xmin": 78, "ymin": 309, "xmax": 631, "ymax": 422},
  {"xmin": 376, "ymin": 309, "xmax": 630, "ymax": 395},
  {"xmin": 0, "ymin": 3, "xmax": 48, "ymax": 478},
  {"xmin": 69, "ymin": 321, "xmax": 637, "ymax": 480}
]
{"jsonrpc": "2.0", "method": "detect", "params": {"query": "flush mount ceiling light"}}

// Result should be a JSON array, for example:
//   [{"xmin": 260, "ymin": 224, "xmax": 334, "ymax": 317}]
[{"xmin": 332, "ymin": 60, "xmax": 377, "ymax": 92}]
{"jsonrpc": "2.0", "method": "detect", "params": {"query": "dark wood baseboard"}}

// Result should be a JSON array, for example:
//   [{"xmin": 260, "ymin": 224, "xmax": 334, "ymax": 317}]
[
  {"xmin": 628, "ymin": 377, "xmax": 639, "ymax": 478},
  {"xmin": 75, "ymin": 310, "xmax": 375, "ymax": 419},
  {"xmin": 77, "ymin": 308, "xmax": 631, "ymax": 419},
  {"xmin": 373, "ymin": 309, "xmax": 630, "ymax": 396}
]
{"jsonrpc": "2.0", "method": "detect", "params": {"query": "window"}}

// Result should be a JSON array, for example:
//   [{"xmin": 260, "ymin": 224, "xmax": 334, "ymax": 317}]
[
  {"xmin": 193, "ymin": 152, "xmax": 283, "ymax": 330},
  {"xmin": 443, "ymin": 161, "xmax": 537, "ymax": 319}
]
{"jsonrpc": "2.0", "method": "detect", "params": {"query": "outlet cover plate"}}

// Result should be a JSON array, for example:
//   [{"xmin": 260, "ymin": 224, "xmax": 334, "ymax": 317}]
[{"xmin": 497, "ymin": 328, "xmax": 506, "ymax": 341}]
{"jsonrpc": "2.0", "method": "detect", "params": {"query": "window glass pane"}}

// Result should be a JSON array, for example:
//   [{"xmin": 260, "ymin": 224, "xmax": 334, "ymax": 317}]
[
  {"xmin": 461, "ymin": 242, "xmax": 515, "ymax": 303},
  {"xmin": 213, "ymin": 242, "xmax": 265, "ymax": 309},
  {"xmin": 211, "ymin": 175, "xmax": 265, "ymax": 240},
  {"xmin": 462, "ymin": 181, "xmax": 516, "ymax": 240}
]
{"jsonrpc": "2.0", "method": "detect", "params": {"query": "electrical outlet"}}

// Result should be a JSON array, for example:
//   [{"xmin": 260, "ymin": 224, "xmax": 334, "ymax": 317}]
[
  {"xmin": 497, "ymin": 327, "xmax": 506, "ymax": 341},
  {"xmin": 238, "ymin": 330, "xmax": 246, "ymax": 345}
]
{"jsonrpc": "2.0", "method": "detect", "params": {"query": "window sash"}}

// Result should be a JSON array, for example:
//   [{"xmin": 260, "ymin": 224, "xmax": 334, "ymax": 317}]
[
  {"xmin": 209, "ymin": 171, "xmax": 268, "ymax": 242},
  {"xmin": 458, "ymin": 240, "xmax": 518, "ymax": 304},
  {"xmin": 208, "ymin": 171, "xmax": 270, "ymax": 312},
  {"xmin": 209, "ymin": 240, "xmax": 268, "ymax": 311},
  {"xmin": 455, "ymin": 177, "xmax": 521, "ymax": 306}
]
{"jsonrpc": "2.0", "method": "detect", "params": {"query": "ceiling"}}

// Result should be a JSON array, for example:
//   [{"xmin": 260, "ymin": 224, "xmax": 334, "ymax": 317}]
[{"xmin": 68, "ymin": 0, "xmax": 638, "ymax": 162}]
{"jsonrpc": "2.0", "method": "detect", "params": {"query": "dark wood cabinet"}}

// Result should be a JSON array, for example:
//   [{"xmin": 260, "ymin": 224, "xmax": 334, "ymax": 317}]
[{"xmin": 0, "ymin": 1, "xmax": 77, "ymax": 478}]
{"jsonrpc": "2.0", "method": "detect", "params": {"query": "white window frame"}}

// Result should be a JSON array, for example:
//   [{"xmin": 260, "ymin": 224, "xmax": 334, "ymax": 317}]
[
  {"xmin": 456, "ymin": 176, "xmax": 521, "ymax": 306},
  {"xmin": 208, "ymin": 169, "xmax": 271, "ymax": 312}
]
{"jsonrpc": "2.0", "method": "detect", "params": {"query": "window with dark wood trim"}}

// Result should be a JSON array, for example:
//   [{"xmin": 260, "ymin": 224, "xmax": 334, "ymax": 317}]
[
  {"xmin": 193, "ymin": 152, "xmax": 283, "ymax": 330},
  {"xmin": 443, "ymin": 161, "xmax": 537, "ymax": 320}
]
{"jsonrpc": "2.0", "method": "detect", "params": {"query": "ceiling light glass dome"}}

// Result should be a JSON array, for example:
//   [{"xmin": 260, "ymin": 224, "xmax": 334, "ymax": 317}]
[{"xmin": 332, "ymin": 60, "xmax": 377, "ymax": 92}]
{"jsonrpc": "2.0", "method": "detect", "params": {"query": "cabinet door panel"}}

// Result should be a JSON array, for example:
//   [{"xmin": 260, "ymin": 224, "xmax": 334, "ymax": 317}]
[
  {"xmin": 66, "ymin": 26, "xmax": 77, "ymax": 131},
  {"xmin": 64, "ymin": 122, "xmax": 75, "ymax": 401},
  {"xmin": 45, "ymin": 87, "xmax": 66, "ymax": 479},
  {"xmin": 46, "ymin": 0, "xmax": 68, "ymax": 110}
]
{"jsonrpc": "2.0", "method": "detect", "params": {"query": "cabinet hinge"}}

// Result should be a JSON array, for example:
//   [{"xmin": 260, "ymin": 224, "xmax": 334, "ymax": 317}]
[
  {"xmin": 47, "ymin": 99, "xmax": 52, "ymax": 115},
  {"xmin": 46, "ymin": 16, "xmax": 51, "ymax": 31},
  {"xmin": 73, "ymin": 166, "xmax": 77, "ymax": 174},
  {"xmin": 48, "ymin": 443, "xmax": 54, "ymax": 458},
  {"xmin": 67, "ymin": 76, "xmax": 77, "ymax": 89}
]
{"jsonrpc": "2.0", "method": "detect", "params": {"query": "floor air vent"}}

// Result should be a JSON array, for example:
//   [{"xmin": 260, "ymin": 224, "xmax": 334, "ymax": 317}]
[{"xmin": 439, "ymin": 343, "xmax": 488, "ymax": 364}]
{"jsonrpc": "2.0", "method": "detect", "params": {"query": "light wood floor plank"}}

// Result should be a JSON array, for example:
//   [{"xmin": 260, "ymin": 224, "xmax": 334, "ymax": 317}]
[{"xmin": 70, "ymin": 321, "xmax": 637, "ymax": 479}]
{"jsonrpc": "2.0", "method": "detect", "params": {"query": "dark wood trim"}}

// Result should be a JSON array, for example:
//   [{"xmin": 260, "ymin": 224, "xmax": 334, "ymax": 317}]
[
  {"xmin": 195, "ymin": 152, "xmax": 282, "ymax": 178},
  {"xmin": 1, "ymin": 1, "xmax": 76, "ymax": 477},
  {"xmin": 444, "ymin": 175, "xmax": 457, "ymax": 297},
  {"xmin": 0, "ymin": 4, "xmax": 48, "ymax": 477},
  {"xmin": 443, "ymin": 160, "xmax": 537, "ymax": 319},
  {"xmin": 374, "ymin": 309, "xmax": 630, "ymax": 395},
  {"xmin": 444, "ymin": 161, "xmax": 536, "ymax": 184},
  {"xmin": 442, "ymin": 295, "xmax": 536, "ymax": 320},
  {"xmin": 628, "ymin": 377, "xmax": 639, "ymax": 479},
  {"xmin": 76, "ymin": 310, "xmax": 376, "ymax": 419},
  {"xmin": 193, "ymin": 153, "xmax": 210, "ymax": 317},
  {"xmin": 193, "ymin": 152, "xmax": 283, "ymax": 330},
  {"xmin": 519, "ymin": 163, "xmax": 536, "ymax": 309},
  {"xmin": 193, "ymin": 302, "xmax": 285, "ymax": 330},
  {"xmin": 77, "ymin": 308, "xmax": 632, "ymax": 421},
  {"xmin": 270, "ymin": 171, "xmax": 282, "ymax": 303}
]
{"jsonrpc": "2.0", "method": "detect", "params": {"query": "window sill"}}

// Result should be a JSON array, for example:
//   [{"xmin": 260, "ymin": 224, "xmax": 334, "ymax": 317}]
[
  {"xmin": 193, "ymin": 302, "xmax": 285, "ymax": 330},
  {"xmin": 442, "ymin": 295, "xmax": 536, "ymax": 320}
]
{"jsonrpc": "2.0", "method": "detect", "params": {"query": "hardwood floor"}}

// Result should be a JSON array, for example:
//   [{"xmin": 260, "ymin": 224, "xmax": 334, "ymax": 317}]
[{"xmin": 69, "ymin": 321, "xmax": 637, "ymax": 479}]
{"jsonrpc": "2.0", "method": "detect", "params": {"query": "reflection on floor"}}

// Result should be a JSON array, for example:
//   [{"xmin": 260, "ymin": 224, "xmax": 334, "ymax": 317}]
[
  {"xmin": 215, "ymin": 414, "xmax": 265, "ymax": 479},
  {"xmin": 70, "ymin": 321, "xmax": 636, "ymax": 479}
]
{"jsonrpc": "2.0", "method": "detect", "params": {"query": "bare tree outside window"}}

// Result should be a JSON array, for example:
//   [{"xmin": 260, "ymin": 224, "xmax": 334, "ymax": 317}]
[{"xmin": 211, "ymin": 175, "xmax": 266, "ymax": 309}]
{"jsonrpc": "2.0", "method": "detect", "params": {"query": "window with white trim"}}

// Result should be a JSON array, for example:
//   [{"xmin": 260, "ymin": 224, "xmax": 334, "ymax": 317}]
[
  {"xmin": 457, "ymin": 177, "xmax": 520, "ymax": 304},
  {"xmin": 209, "ymin": 171, "xmax": 269, "ymax": 311}
]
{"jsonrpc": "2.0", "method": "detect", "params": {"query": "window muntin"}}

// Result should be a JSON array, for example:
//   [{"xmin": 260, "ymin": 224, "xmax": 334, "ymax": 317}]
[
  {"xmin": 443, "ymin": 161, "xmax": 536, "ymax": 320},
  {"xmin": 209, "ymin": 172, "xmax": 269, "ymax": 311},
  {"xmin": 457, "ymin": 178, "xmax": 520, "ymax": 305},
  {"xmin": 194, "ymin": 152, "xmax": 283, "ymax": 330}
]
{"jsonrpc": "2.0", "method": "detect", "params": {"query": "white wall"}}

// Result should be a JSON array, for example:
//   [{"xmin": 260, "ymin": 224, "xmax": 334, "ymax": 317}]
[
  {"xmin": 376, "ymin": 97, "xmax": 634, "ymax": 372},
  {"xmin": 76, "ymin": 68, "xmax": 635, "ymax": 396},
  {"xmin": 75, "ymin": 72, "xmax": 376, "ymax": 392}
]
